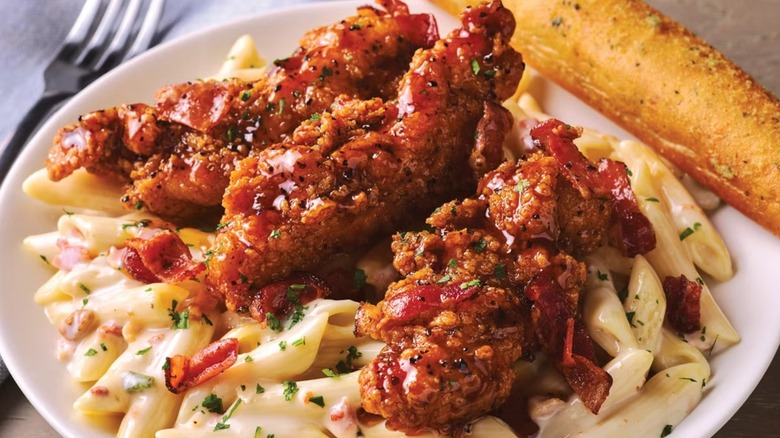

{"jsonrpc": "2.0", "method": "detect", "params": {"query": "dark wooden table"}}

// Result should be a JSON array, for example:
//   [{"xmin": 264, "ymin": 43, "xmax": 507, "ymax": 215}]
[{"xmin": 0, "ymin": 0, "xmax": 778, "ymax": 436}]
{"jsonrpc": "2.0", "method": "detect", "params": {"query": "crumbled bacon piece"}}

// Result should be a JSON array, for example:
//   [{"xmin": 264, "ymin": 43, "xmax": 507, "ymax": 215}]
[
  {"xmin": 525, "ymin": 269, "xmax": 612, "ymax": 414},
  {"xmin": 382, "ymin": 283, "xmax": 480, "ymax": 326},
  {"xmin": 248, "ymin": 272, "xmax": 331, "ymax": 324},
  {"xmin": 663, "ymin": 275, "xmax": 702, "ymax": 333},
  {"xmin": 531, "ymin": 118, "xmax": 656, "ymax": 257},
  {"xmin": 52, "ymin": 238, "xmax": 92, "ymax": 271},
  {"xmin": 164, "ymin": 338, "xmax": 239, "ymax": 394},
  {"xmin": 122, "ymin": 230, "xmax": 205, "ymax": 283}
]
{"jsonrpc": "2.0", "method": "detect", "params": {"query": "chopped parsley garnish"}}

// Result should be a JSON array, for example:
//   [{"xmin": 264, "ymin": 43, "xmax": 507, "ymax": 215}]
[
  {"xmin": 269, "ymin": 229, "xmax": 281, "ymax": 239},
  {"xmin": 308, "ymin": 113, "xmax": 321, "ymax": 122},
  {"xmin": 227, "ymin": 126, "xmax": 236, "ymax": 142},
  {"xmin": 552, "ymin": 16, "xmax": 563, "ymax": 27},
  {"xmin": 134, "ymin": 201, "xmax": 143, "ymax": 210},
  {"xmin": 245, "ymin": 355, "xmax": 254, "ymax": 362},
  {"xmin": 288, "ymin": 304, "xmax": 308, "ymax": 329},
  {"xmin": 214, "ymin": 423, "xmax": 230, "ymax": 431},
  {"xmin": 436, "ymin": 275, "xmax": 452, "ymax": 284},
  {"xmin": 215, "ymin": 221, "xmax": 231, "ymax": 231},
  {"xmin": 494, "ymin": 264, "xmax": 506, "ymax": 279},
  {"xmin": 78, "ymin": 283, "xmax": 91, "ymax": 294},
  {"xmin": 646, "ymin": 197, "xmax": 660, "ymax": 203},
  {"xmin": 168, "ymin": 300, "xmax": 190, "ymax": 329},
  {"xmin": 266, "ymin": 313, "xmax": 281, "ymax": 331},
  {"xmin": 123, "ymin": 371, "xmax": 154, "ymax": 392},
  {"xmin": 460, "ymin": 279, "xmax": 481, "ymax": 289},
  {"xmin": 100, "ymin": 342, "xmax": 107, "ymax": 351},
  {"xmin": 470, "ymin": 59, "xmax": 480, "ymax": 75},
  {"xmin": 256, "ymin": 384, "xmax": 265, "ymax": 394},
  {"xmin": 679, "ymin": 223, "xmax": 701, "ymax": 241},
  {"xmin": 484, "ymin": 69, "xmax": 496, "ymax": 78},
  {"xmin": 618, "ymin": 287, "xmax": 629, "ymax": 302},
  {"xmin": 597, "ymin": 270, "xmax": 609, "ymax": 281},
  {"xmin": 472, "ymin": 238, "xmax": 488, "ymax": 253},
  {"xmin": 448, "ymin": 258, "xmax": 458, "ymax": 268},
  {"xmin": 121, "ymin": 219, "xmax": 151, "ymax": 230},
  {"xmin": 279, "ymin": 341, "xmax": 287, "ymax": 351},
  {"xmin": 353, "ymin": 269, "xmax": 367, "ymax": 289},
  {"xmin": 85, "ymin": 348, "xmax": 98, "ymax": 357},
  {"xmin": 309, "ymin": 395, "xmax": 325, "ymax": 407},
  {"xmin": 63, "ymin": 208, "xmax": 74, "ymax": 216},
  {"xmin": 319, "ymin": 67, "xmax": 333, "ymax": 82},
  {"xmin": 282, "ymin": 381, "xmax": 298, "ymax": 401},
  {"xmin": 278, "ymin": 98, "xmax": 286, "ymax": 115},
  {"xmin": 626, "ymin": 311, "xmax": 637, "ymax": 328},
  {"xmin": 661, "ymin": 425, "xmax": 673, "ymax": 437},
  {"xmin": 136, "ymin": 346, "xmax": 152, "ymax": 355},
  {"xmin": 39, "ymin": 255, "xmax": 50, "ymax": 265},
  {"xmin": 213, "ymin": 399, "xmax": 242, "ymax": 431},
  {"xmin": 241, "ymin": 90, "xmax": 252, "ymax": 101},
  {"xmin": 202, "ymin": 393, "xmax": 224, "ymax": 413},
  {"xmin": 322, "ymin": 368, "xmax": 341, "ymax": 378},
  {"xmin": 514, "ymin": 178, "xmax": 529, "ymax": 192},
  {"xmin": 292, "ymin": 337, "xmax": 306, "ymax": 347}
]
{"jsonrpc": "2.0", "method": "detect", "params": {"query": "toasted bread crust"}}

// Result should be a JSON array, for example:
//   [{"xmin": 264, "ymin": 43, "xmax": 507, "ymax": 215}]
[{"xmin": 431, "ymin": 0, "xmax": 780, "ymax": 235}]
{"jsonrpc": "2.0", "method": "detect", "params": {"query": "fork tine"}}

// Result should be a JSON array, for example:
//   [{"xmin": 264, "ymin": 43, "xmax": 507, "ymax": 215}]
[
  {"xmin": 94, "ymin": 0, "xmax": 142, "ymax": 69},
  {"xmin": 123, "ymin": 0, "xmax": 165, "ymax": 62},
  {"xmin": 74, "ymin": 0, "xmax": 124, "ymax": 65},
  {"xmin": 63, "ymin": 0, "xmax": 103, "ymax": 46}
]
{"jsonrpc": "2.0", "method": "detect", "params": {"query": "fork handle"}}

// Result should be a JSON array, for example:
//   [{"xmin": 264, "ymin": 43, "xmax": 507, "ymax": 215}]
[{"xmin": 0, "ymin": 91, "xmax": 73, "ymax": 187}]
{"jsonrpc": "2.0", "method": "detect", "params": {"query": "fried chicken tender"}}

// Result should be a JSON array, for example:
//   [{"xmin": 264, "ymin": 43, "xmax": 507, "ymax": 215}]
[
  {"xmin": 206, "ymin": 1, "xmax": 524, "ymax": 312},
  {"xmin": 46, "ymin": 0, "xmax": 437, "ymax": 224},
  {"xmin": 355, "ymin": 146, "xmax": 631, "ymax": 431}
]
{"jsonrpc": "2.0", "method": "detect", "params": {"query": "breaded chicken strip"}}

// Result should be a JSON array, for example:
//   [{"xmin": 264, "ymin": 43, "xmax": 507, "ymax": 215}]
[
  {"xmin": 46, "ymin": 0, "xmax": 437, "ymax": 223},
  {"xmin": 206, "ymin": 1, "xmax": 524, "ymax": 312}
]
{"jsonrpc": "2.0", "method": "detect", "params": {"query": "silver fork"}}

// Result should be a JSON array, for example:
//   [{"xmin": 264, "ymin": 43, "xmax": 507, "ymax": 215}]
[{"xmin": 0, "ymin": 0, "xmax": 165, "ymax": 186}]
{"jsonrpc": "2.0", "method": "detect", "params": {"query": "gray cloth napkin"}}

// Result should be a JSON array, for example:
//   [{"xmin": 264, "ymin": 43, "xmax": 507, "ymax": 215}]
[{"xmin": 0, "ymin": 0, "xmax": 336, "ymax": 385}]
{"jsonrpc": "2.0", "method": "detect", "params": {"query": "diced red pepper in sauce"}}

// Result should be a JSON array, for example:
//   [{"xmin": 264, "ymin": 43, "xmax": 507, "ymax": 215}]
[
  {"xmin": 164, "ymin": 338, "xmax": 239, "ymax": 394},
  {"xmin": 663, "ymin": 275, "xmax": 702, "ymax": 333}
]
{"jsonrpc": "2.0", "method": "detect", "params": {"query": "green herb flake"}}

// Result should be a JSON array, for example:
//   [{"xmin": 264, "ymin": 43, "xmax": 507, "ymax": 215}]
[
  {"xmin": 227, "ymin": 126, "xmax": 236, "ymax": 142},
  {"xmin": 514, "ymin": 178, "xmax": 529, "ymax": 192},
  {"xmin": 552, "ymin": 16, "xmax": 563, "ymax": 27},
  {"xmin": 136, "ymin": 346, "xmax": 152, "ymax": 355},
  {"xmin": 710, "ymin": 158, "xmax": 735, "ymax": 179},
  {"xmin": 282, "ymin": 381, "xmax": 298, "ymax": 401},
  {"xmin": 82, "ymin": 298, "xmax": 89, "ymax": 306},
  {"xmin": 288, "ymin": 304, "xmax": 308, "ymax": 329},
  {"xmin": 319, "ymin": 66, "xmax": 333, "ymax": 82},
  {"xmin": 85, "ymin": 348, "xmax": 98, "ymax": 357},
  {"xmin": 309, "ymin": 113, "xmax": 321, "ymax": 122},
  {"xmin": 269, "ymin": 229, "xmax": 281, "ymax": 239},
  {"xmin": 215, "ymin": 221, "xmax": 231, "ymax": 231},
  {"xmin": 484, "ymin": 69, "xmax": 496, "ymax": 78},
  {"xmin": 78, "ymin": 283, "xmax": 91, "ymax": 294},
  {"xmin": 679, "ymin": 227, "xmax": 695, "ymax": 241},
  {"xmin": 123, "ymin": 371, "xmax": 154, "ymax": 392},
  {"xmin": 292, "ymin": 337, "xmax": 306, "ymax": 347},
  {"xmin": 213, "ymin": 423, "xmax": 230, "ymax": 431},
  {"xmin": 266, "ymin": 313, "xmax": 282, "ymax": 331},
  {"xmin": 597, "ymin": 270, "xmax": 609, "ymax": 281},
  {"xmin": 448, "ymin": 258, "xmax": 458, "ymax": 268},
  {"xmin": 646, "ymin": 197, "xmax": 660, "ymax": 203},
  {"xmin": 322, "ymin": 368, "xmax": 341, "ymax": 378},
  {"xmin": 647, "ymin": 14, "xmax": 661, "ymax": 27},
  {"xmin": 278, "ymin": 98, "xmax": 286, "ymax": 115},
  {"xmin": 202, "ymin": 393, "xmax": 224, "ymax": 413},
  {"xmin": 245, "ymin": 355, "xmax": 254, "ymax": 362},
  {"xmin": 494, "ymin": 264, "xmax": 506, "ymax": 279},
  {"xmin": 309, "ymin": 395, "xmax": 325, "ymax": 407},
  {"xmin": 618, "ymin": 287, "xmax": 629, "ymax": 302},
  {"xmin": 353, "ymin": 268, "xmax": 367, "ymax": 289},
  {"xmin": 661, "ymin": 425, "xmax": 673, "ymax": 437},
  {"xmin": 168, "ymin": 300, "xmax": 190, "ymax": 329},
  {"xmin": 472, "ymin": 238, "xmax": 488, "ymax": 253},
  {"xmin": 256, "ymin": 384, "xmax": 265, "ymax": 394},
  {"xmin": 241, "ymin": 90, "xmax": 252, "ymax": 102},
  {"xmin": 626, "ymin": 311, "xmax": 637, "ymax": 328},
  {"xmin": 39, "ymin": 255, "xmax": 50, "ymax": 265},
  {"xmin": 460, "ymin": 279, "xmax": 481, "ymax": 289},
  {"xmin": 436, "ymin": 275, "xmax": 452, "ymax": 284},
  {"xmin": 470, "ymin": 59, "xmax": 480, "ymax": 75},
  {"xmin": 278, "ymin": 341, "xmax": 287, "ymax": 351}
]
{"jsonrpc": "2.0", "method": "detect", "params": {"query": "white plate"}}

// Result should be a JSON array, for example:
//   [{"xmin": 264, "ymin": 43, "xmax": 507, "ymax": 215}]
[{"xmin": 0, "ymin": 1, "xmax": 778, "ymax": 437}]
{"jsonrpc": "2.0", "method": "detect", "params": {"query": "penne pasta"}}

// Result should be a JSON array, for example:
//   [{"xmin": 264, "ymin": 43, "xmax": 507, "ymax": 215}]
[{"xmin": 23, "ymin": 168, "xmax": 126, "ymax": 216}]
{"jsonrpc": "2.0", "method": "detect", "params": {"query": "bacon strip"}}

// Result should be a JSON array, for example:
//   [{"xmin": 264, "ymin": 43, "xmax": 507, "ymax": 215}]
[
  {"xmin": 531, "ymin": 118, "xmax": 656, "ymax": 257},
  {"xmin": 248, "ymin": 272, "xmax": 331, "ymax": 323},
  {"xmin": 525, "ymin": 269, "xmax": 612, "ymax": 414},
  {"xmin": 663, "ymin": 274, "xmax": 702, "ymax": 333},
  {"xmin": 122, "ymin": 230, "xmax": 205, "ymax": 283},
  {"xmin": 382, "ymin": 283, "xmax": 480, "ymax": 325},
  {"xmin": 164, "ymin": 337, "xmax": 239, "ymax": 394}
]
